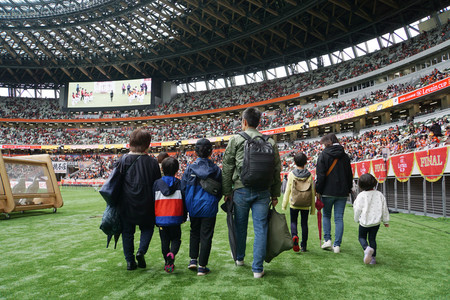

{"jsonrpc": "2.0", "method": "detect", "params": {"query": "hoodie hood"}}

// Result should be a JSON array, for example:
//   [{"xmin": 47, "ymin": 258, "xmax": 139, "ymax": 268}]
[
  {"xmin": 159, "ymin": 176, "xmax": 178, "ymax": 196},
  {"xmin": 190, "ymin": 158, "xmax": 220, "ymax": 180},
  {"xmin": 323, "ymin": 144, "xmax": 346, "ymax": 159},
  {"xmin": 293, "ymin": 168, "xmax": 311, "ymax": 179}
]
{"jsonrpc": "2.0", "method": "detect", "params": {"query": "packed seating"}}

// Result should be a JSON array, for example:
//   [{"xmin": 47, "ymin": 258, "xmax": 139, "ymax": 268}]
[
  {"xmin": 54, "ymin": 115, "xmax": 449, "ymax": 180},
  {"xmin": 1, "ymin": 69, "xmax": 447, "ymax": 146},
  {"xmin": 0, "ymin": 22, "xmax": 448, "ymax": 121}
]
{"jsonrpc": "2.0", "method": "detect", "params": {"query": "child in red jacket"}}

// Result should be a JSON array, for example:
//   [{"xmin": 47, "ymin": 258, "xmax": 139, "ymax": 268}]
[{"xmin": 153, "ymin": 157, "xmax": 186, "ymax": 273}]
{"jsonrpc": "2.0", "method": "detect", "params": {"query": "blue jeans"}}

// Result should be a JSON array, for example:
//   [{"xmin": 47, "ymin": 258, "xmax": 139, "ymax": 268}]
[
  {"xmin": 233, "ymin": 188, "xmax": 270, "ymax": 273},
  {"xmin": 322, "ymin": 196, "xmax": 347, "ymax": 247}
]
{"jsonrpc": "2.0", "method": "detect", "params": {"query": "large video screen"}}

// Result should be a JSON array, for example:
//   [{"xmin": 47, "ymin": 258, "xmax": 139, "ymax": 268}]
[{"xmin": 67, "ymin": 78, "xmax": 151, "ymax": 108}]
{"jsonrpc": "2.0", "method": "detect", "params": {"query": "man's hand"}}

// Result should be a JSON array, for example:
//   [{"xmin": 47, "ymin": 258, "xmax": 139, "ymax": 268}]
[
  {"xmin": 224, "ymin": 195, "xmax": 232, "ymax": 202},
  {"xmin": 271, "ymin": 197, "xmax": 278, "ymax": 207}
]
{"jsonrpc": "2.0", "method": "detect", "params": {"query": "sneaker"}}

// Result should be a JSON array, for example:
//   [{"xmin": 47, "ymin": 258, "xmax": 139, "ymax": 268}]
[
  {"xmin": 364, "ymin": 246, "xmax": 374, "ymax": 264},
  {"xmin": 165, "ymin": 252, "xmax": 175, "ymax": 273},
  {"xmin": 321, "ymin": 240, "xmax": 332, "ymax": 249},
  {"xmin": 369, "ymin": 257, "xmax": 376, "ymax": 265},
  {"xmin": 136, "ymin": 251, "xmax": 146, "ymax": 268},
  {"xmin": 332, "ymin": 245, "xmax": 340, "ymax": 253},
  {"xmin": 188, "ymin": 259, "xmax": 198, "ymax": 270},
  {"xmin": 197, "ymin": 266, "xmax": 210, "ymax": 276},
  {"xmin": 292, "ymin": 236, "xmax": 300, "ymax": 252},
  {"xmin": 300, "ymin": 247, "xmax": 307, "ymax": 252},
  {"xmin": 127, "ymin": 260, "xmax": 137, "ymax": 271},
  {"xmin": 253, "ymin": 271, "xmax": 265, "ymax": 278},
  {"xmin": 164, "ymin": 263, "xmax": 175, "ymax": 273},
  {"xmin": 166, "ymin": 252, "xmax": 175, "ymax": 265},
  {"xmin": 235, "ymin": 260, "xmax": 244, "ymax": 266}
]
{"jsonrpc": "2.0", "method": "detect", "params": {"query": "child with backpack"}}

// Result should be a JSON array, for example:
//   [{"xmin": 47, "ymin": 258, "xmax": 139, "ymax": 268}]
[
  {"xmin": 153, "ymin": 157, "xmax": 186, "ymax": 273},
  {"xmin": 181, "ymin": 139, "xmax": 222, "ymax": 276},
  {"xmin": 353, "ymin": 173, "xmax": 389, "ymax": 265},
  {"xmin": 282, "ymin": 152, "xmax": 315, "ymax": 252}
]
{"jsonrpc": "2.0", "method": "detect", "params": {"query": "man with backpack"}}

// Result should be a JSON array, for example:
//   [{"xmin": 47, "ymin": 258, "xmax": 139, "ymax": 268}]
[{"xmin": 222, "ymin": 107, "xmax": 281, "ymax": 278}]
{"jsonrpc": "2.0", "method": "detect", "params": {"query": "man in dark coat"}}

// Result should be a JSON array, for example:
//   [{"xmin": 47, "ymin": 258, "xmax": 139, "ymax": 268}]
[{"xmin": 119, "ymin": 129, "xmax": 161, "ymax": 270}]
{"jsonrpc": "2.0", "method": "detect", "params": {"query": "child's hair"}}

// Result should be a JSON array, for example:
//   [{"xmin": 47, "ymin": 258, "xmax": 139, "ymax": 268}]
[
  {"xmin": 293, "ymin": 152, "xmax": 307, "ymax": 167},
  {"xmin": 161, "ymin": 157, "xmax": 179, "ymax": 177},
  {"xmin": 358, "ymin": 173, "xmax": 377, "ymax": 191},
  {"xmin": 195, "ymin": 138, "xmax": 213, "ymax": 158}
]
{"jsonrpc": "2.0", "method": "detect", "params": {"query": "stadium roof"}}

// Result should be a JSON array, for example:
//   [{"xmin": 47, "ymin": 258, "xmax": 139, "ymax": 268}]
[{"xmin": 0, "ymin": 0, "xmax": 448, "ymax": 85}]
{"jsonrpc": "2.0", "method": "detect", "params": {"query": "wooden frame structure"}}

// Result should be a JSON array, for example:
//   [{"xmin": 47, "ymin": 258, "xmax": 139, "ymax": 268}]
[{"xmin": 0, "ymin": 152, "xmax": 63, "ymax": 218}]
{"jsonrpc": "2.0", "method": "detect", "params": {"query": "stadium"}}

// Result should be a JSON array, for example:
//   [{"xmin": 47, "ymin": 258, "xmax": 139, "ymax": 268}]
[{"xmin": 0, "ymin": 0, "xmax": 449, "ymax": 299}]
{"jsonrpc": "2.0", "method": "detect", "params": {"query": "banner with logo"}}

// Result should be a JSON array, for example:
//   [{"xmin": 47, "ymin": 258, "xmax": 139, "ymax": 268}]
[
  {"xmin": 351, "ymin": 163, "xmax": 356, "ymax": 177},
  {"xmin": 390, "ymin": 152, "xmax": 415, "ymax": 182},
  {"xmin": 371, "ymin": 158, "xmax": 388, "ymax": 183},
  {"xmin": 356, "ymin": 161, "xmax": 371, "ymax": 177},
  {"xmin": 414, "ymin": 146, "xmax": 448, "ymax": 182}
]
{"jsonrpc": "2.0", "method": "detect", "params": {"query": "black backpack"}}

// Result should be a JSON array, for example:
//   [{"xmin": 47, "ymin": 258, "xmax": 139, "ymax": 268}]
[{"xmin": 239, "ymin": 131, "xmax": 275, "ymax": 189}]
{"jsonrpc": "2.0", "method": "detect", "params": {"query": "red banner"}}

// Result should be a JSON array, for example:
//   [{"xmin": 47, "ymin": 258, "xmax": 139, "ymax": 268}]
[
  {"xmin": 356, "ymin": 161, "xmax": 371, "ymax": 177},
  {"xmin": 390, "ymin": 152, "xmax": 415, "ymax": 182},
  {"xmin": 414, "ymin": 147, "xmax": 449, "ymax": 182},
  {"xmin": 396, "ymin": 77, "xmax": 450, "ymax": 104},
  {"xmin": 371, "ymin": 158, "xmax": 388, "ymax": 183},
  {"xmin": 351, "ymin": 163, "xmax": 356, "ymax": 177}
]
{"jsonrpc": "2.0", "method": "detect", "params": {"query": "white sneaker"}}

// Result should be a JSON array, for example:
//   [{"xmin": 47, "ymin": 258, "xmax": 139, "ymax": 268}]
[
  {"xmin": 253, "ymin": 271, "xmax": 265, "ymax": 278},
  {"xmin": 321, "ymin": 240, "xmax": 332, "ymax": 249},
  {"xmin": 333, "ymin": 245, "xmax": 340, "ymax": 253},
  {"xmin": 235, "ymin": 260, "xmax": 244, "ymax": 266},
  {"xmin": 364, "ymin": 246, "xmax": 374, "ymax": 264}
]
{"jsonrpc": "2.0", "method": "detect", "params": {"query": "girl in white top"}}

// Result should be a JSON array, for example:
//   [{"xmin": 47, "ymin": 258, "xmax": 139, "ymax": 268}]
[{"xmin": 353, "ymin": 173, "xmax": 390, "ymax": 265}]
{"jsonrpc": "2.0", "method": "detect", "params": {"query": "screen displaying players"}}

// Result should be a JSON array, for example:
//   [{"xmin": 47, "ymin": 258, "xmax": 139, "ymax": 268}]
[{"xmin": 67, "ymin": 78, "xmax": 151, "ymax": 108}]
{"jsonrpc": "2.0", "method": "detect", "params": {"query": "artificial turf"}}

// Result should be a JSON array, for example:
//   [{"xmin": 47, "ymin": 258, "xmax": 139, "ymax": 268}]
[{"xmin": 0, "ymin": 186, "xmax": 448, "ymax": 299}]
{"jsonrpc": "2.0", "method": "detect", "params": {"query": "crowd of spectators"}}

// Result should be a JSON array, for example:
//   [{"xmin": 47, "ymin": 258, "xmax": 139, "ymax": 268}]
[
  {"xmin": 0, "ymin": 22, "xmax": 448, "ymax": 122},
  {"xmin": 56, "ymin": 116, "xmax": 450, "ymax": 180},
  {"xmin": 0, "ymin": 68, "xmax": 447, "ymax": 146}
]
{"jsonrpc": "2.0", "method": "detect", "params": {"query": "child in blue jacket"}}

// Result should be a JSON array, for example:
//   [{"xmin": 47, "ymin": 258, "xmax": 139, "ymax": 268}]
[
  {"xmin": 153, "ymin": 157, "xmax": 186, "ymax": 273},
  {"xmin": 181, "ymin": 139, "xmax": 222, "ymax": 276}
]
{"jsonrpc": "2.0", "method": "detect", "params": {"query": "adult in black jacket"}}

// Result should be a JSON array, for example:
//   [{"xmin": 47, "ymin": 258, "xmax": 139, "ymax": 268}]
[
  {"xmin": 315, "ymin": 133, "xmax": 353, "ymax": 254},
  {"xmin": 119, "ymin": 129, "xmax": 161, "ymax": 270}
]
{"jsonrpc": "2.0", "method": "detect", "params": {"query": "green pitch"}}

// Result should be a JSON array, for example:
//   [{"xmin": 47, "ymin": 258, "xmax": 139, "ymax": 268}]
[{"xmin": 0, "ymin": 187, "xmax": 448, "ymax": 299}]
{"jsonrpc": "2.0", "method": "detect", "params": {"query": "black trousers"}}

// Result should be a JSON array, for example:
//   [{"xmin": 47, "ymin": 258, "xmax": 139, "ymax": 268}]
[
  {"xmin": 189, "ymin": 217, "xmax": 216, "ymax": 267},
  {"xmin": 358, "ymin": 224, "xmax": 380, "ymax": 257},
  {"xmin": 121, "ymin": 219, "xmax": 154, "ymax": 263},
  {"xmin": 159, "ymin": 225, "xmax": 182, "ymax": 261},
  {"xmin": 290, "ymin": 208, "xmax": 309, "ymax": 249}
]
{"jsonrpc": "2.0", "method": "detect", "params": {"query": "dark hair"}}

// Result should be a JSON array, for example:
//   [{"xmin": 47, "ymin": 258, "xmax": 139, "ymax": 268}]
[
  {"xmin": 129, "ymin": 128, "xmax": 151, "ymax": 152},
  {"xmin": 242, "ymin": 107, "xmax": 261, "ymax": 128},
  {"xmin": 157, "ymin": 152, "xmax": 169, "ymax": 164},
  {"xmin": 161, "ymin": 157, "xmax": 179, "ymax": 177},
  {"xmin": 320, "ymin": 133, "xmax": 339, "ymax": 148},
  {"xmin": 358, "ymin": 173, "xmax": 377, "ymax": 191},
  {"xmin": 294, "ymin": 152, "xmax": 307, "ymax": 167},
  {"xmin": 195, "ymin": 138, "xmax": 213, "ymax": 158}
]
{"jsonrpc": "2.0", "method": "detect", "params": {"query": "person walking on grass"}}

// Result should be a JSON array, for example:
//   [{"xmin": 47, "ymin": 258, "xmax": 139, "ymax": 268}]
[
  {"xmin": 353, "ymin": 173, "xmax": 390, "ymax": 265},
  {"xmin": 222, "ymin": 107, "xmax": 281, "ymax": 278},
  {"xmin": 182, "ymin": 138, "xmax": 222, "ymax": 276},
  {"xmin": 282, "ymin": 152, "xmax": 315, "ymax": 253},
  {"xmin": 119, "ymin": 128, "xmax": 161, "ymax": 270},
  {"xmin": 153, "ymin": 157, "xmax": 186, "ymax": 273},
  {"xmin": 315, "ymin": 133, "xmax": 353, "ymax": 253}
]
